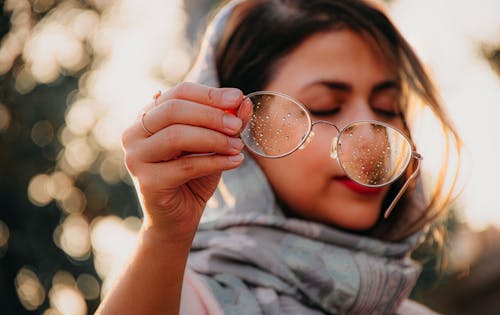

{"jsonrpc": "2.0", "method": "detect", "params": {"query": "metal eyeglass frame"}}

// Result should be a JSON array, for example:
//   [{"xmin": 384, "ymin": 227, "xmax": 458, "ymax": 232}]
[{"xmin": 238, "ymin": 90, "xmax": 423, "ymax": 218}]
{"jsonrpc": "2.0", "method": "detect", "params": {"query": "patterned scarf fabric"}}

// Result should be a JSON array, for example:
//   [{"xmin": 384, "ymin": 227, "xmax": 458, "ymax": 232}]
[{"xmin": 185, "ymin": 1, "xmax": 424, "ymax": 314}]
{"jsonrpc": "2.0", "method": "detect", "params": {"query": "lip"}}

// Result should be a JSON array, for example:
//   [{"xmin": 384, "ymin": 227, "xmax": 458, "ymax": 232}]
[{"xmin": 336, "ymin": 176, "xmax": 384, "ymax": 195}]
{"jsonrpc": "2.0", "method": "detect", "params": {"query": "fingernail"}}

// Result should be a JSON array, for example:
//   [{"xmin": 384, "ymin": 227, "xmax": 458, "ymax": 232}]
[
  {"xmin": 223, "ymin": 114, "xmax": 242, "ymax": 132},
  {"xmin": 223, "ymin": 90, "xmax": 241, "ymax": 106},
  {"xmin": 228, "ymin": 137, "xmax": 244, "ymax": 150},
  {"xmin": 228, "ymin": 153, "xmax": 244, "ymax": 163}
]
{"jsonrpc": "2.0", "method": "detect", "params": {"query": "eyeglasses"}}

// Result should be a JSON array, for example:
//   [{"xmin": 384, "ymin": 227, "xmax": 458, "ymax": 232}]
[{"xmin": 238, "ymin": 91, "xmax": 423, "ymax": 218}]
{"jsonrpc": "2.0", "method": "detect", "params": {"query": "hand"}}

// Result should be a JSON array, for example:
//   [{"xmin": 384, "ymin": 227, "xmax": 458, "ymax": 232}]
[{"xmin": 121, "ymin": 82, "xmax": 244, "ymax": 243}]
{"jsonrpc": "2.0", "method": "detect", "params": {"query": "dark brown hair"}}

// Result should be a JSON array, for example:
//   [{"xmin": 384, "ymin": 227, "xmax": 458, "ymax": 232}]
[{"xmin": 213, "ymin": 0, "xmax": 462, "ymax": 241}]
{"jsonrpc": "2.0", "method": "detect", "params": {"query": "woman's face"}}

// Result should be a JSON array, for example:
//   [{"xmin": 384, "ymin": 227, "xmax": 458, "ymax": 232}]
[{"xmin": 254, "ymin": 30, "xmax": 405, "ymax": 230}]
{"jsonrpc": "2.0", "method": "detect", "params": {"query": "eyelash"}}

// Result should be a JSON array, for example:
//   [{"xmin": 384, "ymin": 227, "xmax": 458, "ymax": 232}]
[
  {"xmin": 308, "ymin": 107, "xmax": 340, "ymax": 117},
  {"xmin": 374, "ymin": 108, "xmax": 400, "ymax": 118},
  {"xmin": 309, "ymin": 107, "xmax": 400, "ymax": 119}
]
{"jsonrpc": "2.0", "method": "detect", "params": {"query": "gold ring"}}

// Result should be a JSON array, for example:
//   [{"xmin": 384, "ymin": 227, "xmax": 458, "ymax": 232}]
[{"xmin": 140, "ymin": 111, "xmax": 154, "ymax": 136}]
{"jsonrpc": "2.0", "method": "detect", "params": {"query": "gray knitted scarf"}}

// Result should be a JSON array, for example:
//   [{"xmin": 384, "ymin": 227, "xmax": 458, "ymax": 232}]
[{"xmin": 185, "ymin": 1, "xmax": 424, "ymax": 314}]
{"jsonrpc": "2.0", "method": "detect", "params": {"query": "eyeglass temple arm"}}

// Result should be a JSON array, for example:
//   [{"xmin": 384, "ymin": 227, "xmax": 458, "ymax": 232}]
[{"xmin": 384, "ymin": 152, "xmax": 423, "ymax": 219}]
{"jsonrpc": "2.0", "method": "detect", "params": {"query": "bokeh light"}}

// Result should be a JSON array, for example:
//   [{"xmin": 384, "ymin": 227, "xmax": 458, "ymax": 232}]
[
  {"xmin": 56, "ymin": 186, "xmax": 87, "ymax": 215},
  {"xmin": 63, "ymin": 138, "xmax": 98, "ymax": 173},
  {"xmin": 15, "ymin": 268, "xmax": 46, "ymax": 311},
  {"xmin": 0, "ymin": 104, "xmax": 11, "ymax": 131},
  {"xmin": 54, "ymin": 214, "xmax": 91, "ymax": 260},
  {"xmin": 49, "ymin": 271, "xmax": 87, "ymax": 315},
  {"xmin": 27, "ymin": 174, "xmax": 53, "ymax": 207},
  {"xmin": 65, "ymin": 99, "xmax": 97, "ymax": 136},
  {"xmin": 31, "ymin": 120, "xmax": 55, "ymax": 147},
  {"xmin": 0, "ymin": 220, "xmax": 10, "ymax": 257},
  {"xmin": 42, "ymin": 308, "xmax": 63, "ymax": 315},
  {"xmin": 76, "ymin": 273, "xmax": 101, "ymax": 301},
  {"xmin": 2, "ymin": 0, "xmax": 500, "ymax": 313},
  {"xmin": 90, "ymin": 215, "xmax": 140, "ymax": 297}
]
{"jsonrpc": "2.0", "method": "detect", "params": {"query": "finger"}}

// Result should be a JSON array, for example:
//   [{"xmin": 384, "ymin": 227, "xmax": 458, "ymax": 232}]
[
  {"xmin": 158, "ymin": 82, "xmax": 243, "ymax": 111},
  {"xmin": 238, "ymin": 97, "xmax": 254, "ymax": 128},
  {"xmin": 138, "ymin": 124, "xmax": 244, "ymax": 162},
  {"xmin": 140, "ymin": 99, "xmax": 243, "ymax": 137},
  {"xmin": 140, "ymin": 153, "xmax": 244, "ymax": 190}
]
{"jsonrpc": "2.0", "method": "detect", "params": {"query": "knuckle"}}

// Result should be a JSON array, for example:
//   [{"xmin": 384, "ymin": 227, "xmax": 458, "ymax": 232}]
[
  {"xmin": 172, "ymin": 82, "xmax": 192, "ymax": 98},
  {"xmin": 163, "ymin": 125, "xmax": 181, "ymax": 148},
  {"xmin": 162, "ymin": 99, "xmax": 181, "ymax": 118},
  {"xmin": 207, "ymin": 87, "xmax": 217, "ymax": 105},
  {"xmin": 121, "ymin": 124, "xmax": 143, "ymax": 148},
  {"xmin": 178, "ymin": 158, "xmax": 196, "ymax": 175},
  {"xmin": 224, "ymin": 136, "xmax": 233, "ymax": 149},
  {"xmin": 206, "ymin": 108, "xmax": 224, "ymax": 128}
]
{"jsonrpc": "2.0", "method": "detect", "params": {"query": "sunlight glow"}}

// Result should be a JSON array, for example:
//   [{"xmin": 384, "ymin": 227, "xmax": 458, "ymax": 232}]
[
  {"xmin": 391, "ymin": 0, "xmax": 500, "ymax": 230},
  {"xmin": 83, "ymin": 0, "xmax": 189, "ymax": 151},
  {"xmin": 90, "ymin": 215, "xmax": 140, "ymax": 297}
]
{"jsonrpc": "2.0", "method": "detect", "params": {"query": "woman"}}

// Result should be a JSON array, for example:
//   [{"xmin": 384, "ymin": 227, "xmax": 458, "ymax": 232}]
[{"xmin": 97, "ymin": 0, "xmax": 460, "ymax": 314}]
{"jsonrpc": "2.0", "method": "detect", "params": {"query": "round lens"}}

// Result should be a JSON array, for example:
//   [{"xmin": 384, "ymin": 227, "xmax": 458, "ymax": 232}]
[
  {"xmin": 239, "ymin": 92, "xmax": 311, "ymax": 158},
  {"xmin": 337, "ymin": 122, "xmax": 412, "ymax": 186}
]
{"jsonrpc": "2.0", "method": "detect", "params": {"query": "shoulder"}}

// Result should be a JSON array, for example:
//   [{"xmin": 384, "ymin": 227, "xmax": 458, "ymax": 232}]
[
  {"xmin": 397, "ymin": 299, "xmax": 442, "ymax": 315},
  {"xmin": 180, "ymin": 267, "xmax": 223, "ymax": 315}
]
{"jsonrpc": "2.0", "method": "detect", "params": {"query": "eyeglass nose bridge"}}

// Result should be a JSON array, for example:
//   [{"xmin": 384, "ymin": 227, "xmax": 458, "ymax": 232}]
[
  {"xmin": 301, "ymin": 120, "xmax": 341, "ymax": 159},
  {"xmin": 311, "ymin": 120, "xmax": 341, "ymax": 132}
]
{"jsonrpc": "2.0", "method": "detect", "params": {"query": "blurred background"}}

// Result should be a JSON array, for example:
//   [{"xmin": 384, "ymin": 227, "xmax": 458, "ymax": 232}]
[{"xmin": 1, "ymin": 0, "xmax": 499, "ymax": 314}]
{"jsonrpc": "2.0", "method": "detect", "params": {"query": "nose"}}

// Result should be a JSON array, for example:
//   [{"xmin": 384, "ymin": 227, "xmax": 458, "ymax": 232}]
[
  {"xmin": 338, "ymin": 99, "xmax": 377, "ymax": 129},
  {"xmin": 338, "ymin": 122, "xmax": 391, "ymax": 185}
]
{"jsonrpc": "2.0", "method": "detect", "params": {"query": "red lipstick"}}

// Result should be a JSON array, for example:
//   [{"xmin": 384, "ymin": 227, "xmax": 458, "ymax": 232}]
[{"xmin": 336, "ymin": 176, "xmax": 384, "ymax": 195}]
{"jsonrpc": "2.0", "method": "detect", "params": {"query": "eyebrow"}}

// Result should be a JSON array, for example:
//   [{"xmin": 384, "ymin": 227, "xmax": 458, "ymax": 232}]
[
  {"xmin": 322, "ymin": 81, "xmax": 352, "ymax": 92},
  {"xmin": 304, "ymin": 79, "xmax": 400, "ymax": 93},
  {"xmin": 371, "ymin": 80, "xmax": 401, "ymax": 93}
]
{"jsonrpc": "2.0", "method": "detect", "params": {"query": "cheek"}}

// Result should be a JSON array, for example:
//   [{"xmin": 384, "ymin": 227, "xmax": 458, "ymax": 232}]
[{"xmin": 253, "ymin": 140, "xmax": 334, "ymax": 207}]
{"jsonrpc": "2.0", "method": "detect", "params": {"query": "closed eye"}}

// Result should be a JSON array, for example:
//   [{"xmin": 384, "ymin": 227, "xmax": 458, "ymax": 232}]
[
  {"xmin": 309, "ymin": 107, "xmax": 340, "ymax": 117},
  {"xmin": 373, "ymin": 108, "xmax": 401, "ymax": 118}
]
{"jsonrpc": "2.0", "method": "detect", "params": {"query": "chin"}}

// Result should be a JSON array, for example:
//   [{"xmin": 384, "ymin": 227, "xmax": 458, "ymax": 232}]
[
  {"xmin": 326, "ymin": 204, "xmax": 382, "ymax": 231},
  {"xmin": 339, "ymin": 217, "xmax": 379, "ymax": 231}
]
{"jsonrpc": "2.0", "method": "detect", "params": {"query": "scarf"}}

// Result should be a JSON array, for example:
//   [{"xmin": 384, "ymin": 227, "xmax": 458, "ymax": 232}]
[{"xmin": 185, "ymin": 1, "xmax": 424, "ymax": 314}]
